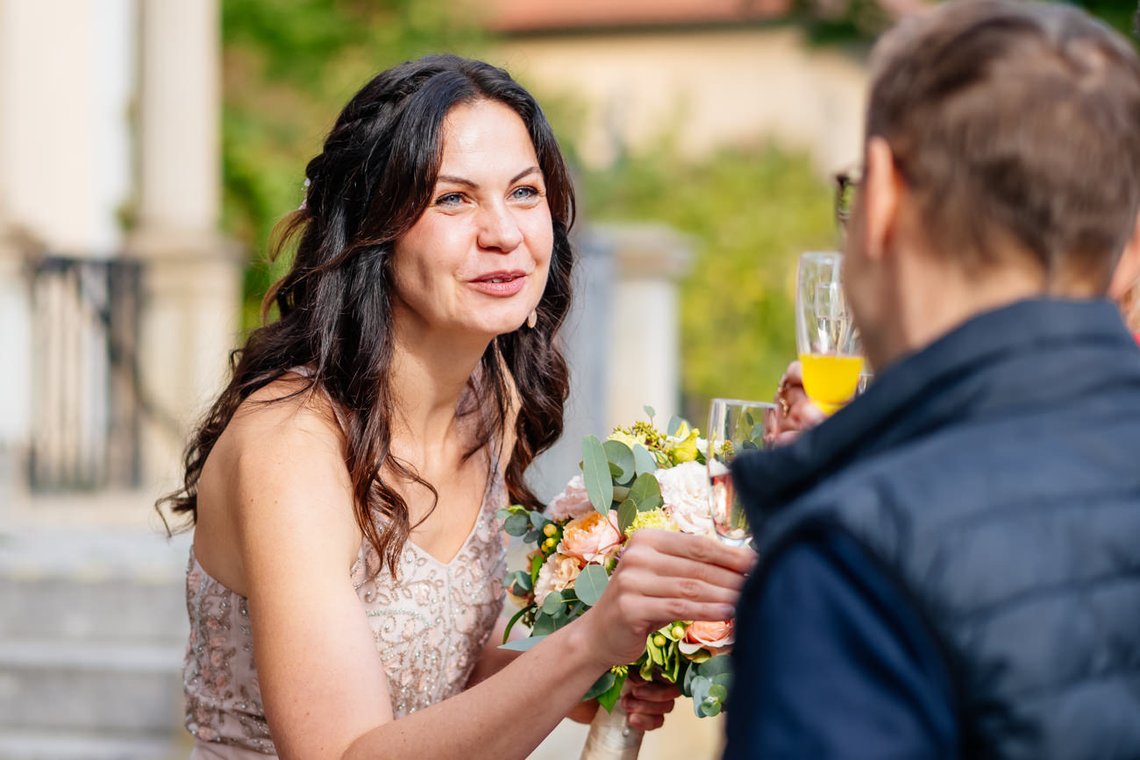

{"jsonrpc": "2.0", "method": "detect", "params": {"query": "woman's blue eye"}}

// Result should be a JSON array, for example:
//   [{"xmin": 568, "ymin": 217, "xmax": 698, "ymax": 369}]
[
  {"xmin": 435, "ymin": 192, "xmax": 464, "ymax": 206},
  {"xmin": 511, "ymin": 186, "xmax": 538, "ymax": 200}
]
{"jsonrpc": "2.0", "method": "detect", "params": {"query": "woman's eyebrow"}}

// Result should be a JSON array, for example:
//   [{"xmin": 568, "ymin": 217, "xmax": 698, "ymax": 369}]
[{"xmin": 436, "ymin": 166, "xmax": 541, "ymax": 188}]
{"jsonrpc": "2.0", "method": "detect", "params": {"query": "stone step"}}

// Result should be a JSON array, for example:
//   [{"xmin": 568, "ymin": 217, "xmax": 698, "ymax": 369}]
[
  {"xmin": 0, "ymin": 526, "xmax": 191, "ymax": 644},
  {"xmin": 0, "ymin": 729, "xmax": 183, "ymax": 760},
  {"xmin": 0, "ymin": 574, "xmax": 187, "ymax": 644},
  {"xmin": 0, "ymin": 640, "xmax": 184, "ymax": 734}
]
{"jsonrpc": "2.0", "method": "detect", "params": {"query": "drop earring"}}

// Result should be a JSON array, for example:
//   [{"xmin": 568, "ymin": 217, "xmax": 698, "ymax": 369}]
[{"xmin": 527, "ymin": 309, "xmax": 538, "ymax": 329}]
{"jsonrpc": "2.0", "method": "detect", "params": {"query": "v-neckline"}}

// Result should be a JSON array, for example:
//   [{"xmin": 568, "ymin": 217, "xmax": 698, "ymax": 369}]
[
  {"xmin": 405, "ymin": 493, "xmax": 486, "ymax": 567},
  {"xmin": 403, "ymin": 467, "xmax": 498, "ymax": 567}
]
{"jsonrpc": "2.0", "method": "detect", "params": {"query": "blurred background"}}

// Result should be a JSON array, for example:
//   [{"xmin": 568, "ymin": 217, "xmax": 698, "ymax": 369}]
[{"xmin": 0, "ymin": 1, "xmax": 1131, "ymax": 758}]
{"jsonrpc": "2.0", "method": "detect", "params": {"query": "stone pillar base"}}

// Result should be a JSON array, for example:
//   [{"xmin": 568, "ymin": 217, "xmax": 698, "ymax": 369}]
[{"xmin": 127, "ymin": 229, "xmax": 242, "ymax": 490}]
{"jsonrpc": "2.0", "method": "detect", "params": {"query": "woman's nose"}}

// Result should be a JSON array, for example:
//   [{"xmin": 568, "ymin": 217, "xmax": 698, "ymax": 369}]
[{"xmin": 476, "ymin": 202, "xmax": 523, "ymax": 253}]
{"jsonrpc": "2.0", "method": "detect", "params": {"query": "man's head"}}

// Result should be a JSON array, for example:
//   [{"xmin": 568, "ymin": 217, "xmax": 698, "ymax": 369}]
[{"xmin": 845, "ymin": 0, "xmax": 1140, "ymax": 367}]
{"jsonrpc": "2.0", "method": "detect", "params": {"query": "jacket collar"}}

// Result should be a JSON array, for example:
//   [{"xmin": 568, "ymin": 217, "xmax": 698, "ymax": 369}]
[{"xmin": 732, "ymin": 298, "xmax": 1137, "ymax": 521}]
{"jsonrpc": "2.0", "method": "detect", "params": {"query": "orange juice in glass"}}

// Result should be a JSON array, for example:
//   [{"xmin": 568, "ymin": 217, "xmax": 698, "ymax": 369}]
[{"xmin": 796, "ymin": 252, "xmax": 863, "ymax": 415}]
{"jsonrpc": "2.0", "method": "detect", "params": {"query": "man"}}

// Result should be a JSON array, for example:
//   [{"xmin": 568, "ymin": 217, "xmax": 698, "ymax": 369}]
[{"xmin": 726, "ymin": 2, "xmax": 1140, "ymax": 757}]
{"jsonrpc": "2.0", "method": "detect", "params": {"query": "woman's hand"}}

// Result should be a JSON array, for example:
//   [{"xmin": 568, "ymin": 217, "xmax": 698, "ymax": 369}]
[
  {"xmin": 575, "ymin": 529, "xmax": 754, "ymax": 670},
  {"xmin": 764, "ymin": 360, "xmax": 826, "ymax": 446},
  {"xmin": 622, "ymin": 674, "xmax": 681, "ymax": 731}
]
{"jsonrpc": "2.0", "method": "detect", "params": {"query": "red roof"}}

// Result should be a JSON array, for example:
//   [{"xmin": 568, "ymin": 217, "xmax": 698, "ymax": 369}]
[{"xmin": 487, "ymin": 0, "xmax": 793, "ymax": 34}]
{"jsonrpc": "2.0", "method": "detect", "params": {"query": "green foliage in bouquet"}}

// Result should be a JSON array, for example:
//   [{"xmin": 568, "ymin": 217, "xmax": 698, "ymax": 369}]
[{"xmin": 498, "ymin": 409, "xmax": 733, "ymax": 718}]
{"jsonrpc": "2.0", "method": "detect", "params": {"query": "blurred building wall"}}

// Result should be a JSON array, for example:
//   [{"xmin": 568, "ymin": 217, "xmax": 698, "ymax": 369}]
[
  {"xmin": 496, "ymin": 26, "xmax": 867, "ymax": 173},
  {"xmin": 0, "ymin": 0, "xmax": 239, "ymax": 520}
]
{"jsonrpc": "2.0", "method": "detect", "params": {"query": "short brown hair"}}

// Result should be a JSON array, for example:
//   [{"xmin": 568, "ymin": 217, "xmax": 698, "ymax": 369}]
[{"xmin": 867, "ymin": 0, "xmax": 1140, "ymax": 289}]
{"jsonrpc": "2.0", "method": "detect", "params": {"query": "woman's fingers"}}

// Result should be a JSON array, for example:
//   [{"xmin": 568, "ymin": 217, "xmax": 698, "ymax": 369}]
[
  {"xmin": 622, "ymin": 694, "xmax": 676, "ymax": 717},
  {"xmin": 623, "ymin": 530, "xmax": 755, "ymax": 576},
  {"xmin": 627, "ymin": 712, "xmax": 666, "ymax": 732},
  {"xmin": 619, "ymin": 553, "xmax": 748, "ymax": 595},
  {"xmin": 616, "ymin": 566, "xmax": 742, "ymax": 605},
  {"xmin": 624, "ymin": 679, "xmax": 681, "ymax": 732},
  {"xmin": 628, "ymin": 678, "xmax": 681, "ymax": 702}
]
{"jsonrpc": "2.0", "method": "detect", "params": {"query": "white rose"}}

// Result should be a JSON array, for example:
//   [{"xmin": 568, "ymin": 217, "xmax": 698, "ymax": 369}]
[
  {"xmin": 546, "ymin": 475, "xmax": 594, "ymax": 522},
  {"xmin": 656, "ymin": 460, "xmax": 714, "ymax": 535}
]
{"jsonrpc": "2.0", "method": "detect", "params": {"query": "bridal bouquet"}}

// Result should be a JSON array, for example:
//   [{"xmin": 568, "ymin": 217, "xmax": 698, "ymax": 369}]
[{"xmin": 499, "ymin": 409, "xmax": 733, "ymax": 721}]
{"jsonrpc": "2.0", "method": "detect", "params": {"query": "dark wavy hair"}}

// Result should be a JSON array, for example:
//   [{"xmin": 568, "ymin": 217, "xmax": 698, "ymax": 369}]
[{"xmin": 158, "ymin": 55, "xmax": 575, "ymax": 577}]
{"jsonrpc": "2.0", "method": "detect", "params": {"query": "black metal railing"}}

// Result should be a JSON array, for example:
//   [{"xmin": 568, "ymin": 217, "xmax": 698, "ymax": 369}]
[{"xmin": 27, "ymin": 254, "xmax": 145, "ymax": 491}]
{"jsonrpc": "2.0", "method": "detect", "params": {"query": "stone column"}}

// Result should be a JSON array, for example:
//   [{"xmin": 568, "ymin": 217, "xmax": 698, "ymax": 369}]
[
  {"xmin": 129, "ymin": 0, "xmax": 241, "ymax": 487},
  {"xmin": 596, "ymin": 223, "xmax": 693, "ymax": 430}
]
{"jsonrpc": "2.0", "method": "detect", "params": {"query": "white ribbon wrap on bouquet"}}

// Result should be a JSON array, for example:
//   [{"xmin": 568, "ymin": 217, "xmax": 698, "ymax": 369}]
[{"xmin": 579, "ymin": 696, "xmax": 644, "ymax": 760}]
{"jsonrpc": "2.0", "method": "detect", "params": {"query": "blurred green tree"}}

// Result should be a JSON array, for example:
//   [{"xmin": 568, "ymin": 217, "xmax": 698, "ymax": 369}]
[
  {"xmin": 222, "ymin": 0, "xmax": 483, "ymax": 328},
  {"xmin": 789, "ymin": 0, "xmax": 1139, "ymax": 44},
  {"xmin": 581, "ymin": 145, "xmax": 835, "ymax": 420}
]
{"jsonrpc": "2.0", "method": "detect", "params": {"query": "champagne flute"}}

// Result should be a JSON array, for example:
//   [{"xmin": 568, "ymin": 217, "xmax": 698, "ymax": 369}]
[
  {"xmin": 796, "ymin": 251, "xmax": 863, "ymax": 415},
  {"xmin": 706, "ymin": 398, "xmax": 774, "ymax": 546}
]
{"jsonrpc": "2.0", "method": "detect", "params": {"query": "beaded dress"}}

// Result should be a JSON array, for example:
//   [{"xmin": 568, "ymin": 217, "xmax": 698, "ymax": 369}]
[{"xmin": 182, "ymin": 466, "xmax": 507, "ymax": 758}]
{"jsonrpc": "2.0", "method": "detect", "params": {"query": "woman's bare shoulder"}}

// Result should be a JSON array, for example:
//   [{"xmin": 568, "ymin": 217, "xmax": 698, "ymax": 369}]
[{"xmin": 195, "ymin": 374, "xmax": 360, "ymax": 589}]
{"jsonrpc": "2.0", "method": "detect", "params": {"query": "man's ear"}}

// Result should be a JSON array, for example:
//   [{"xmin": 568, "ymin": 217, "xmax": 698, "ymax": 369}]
[
  {"xmin": 862, "ymin": 137, "xmax": 904, "ymax": 265},
  {"xmin": 1108, "ymin": 213, "xmax": 1140, "ymax": 301}
]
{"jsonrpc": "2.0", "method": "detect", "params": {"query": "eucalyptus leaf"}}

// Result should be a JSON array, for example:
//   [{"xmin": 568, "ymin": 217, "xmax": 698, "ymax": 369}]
[
  {"xmin": 574, "ymin": 564, "xmax": 610, "ymax": 607},
  {"xmin": 529, "ymin": 511, "xmax": 549, "ymax": 529},
  {"xmin": 683, "ymin": 659, "xmax": 698, "ymax": 695},
  {"xmin": 690, "ymin": 674, "xmax": 711, "ymax": 714},
  {"xmin": 628, "ymin": 473, "xmax": 663, "ymax": 511},
  {"xmin": 602, "ymin": 440, "xmax": 635, "ymax": 484},
  {"xmin": 632, "ymin": 444, "xmax": 657, "ymax": 477},
  {"xmin": 667, "ymin": 415, "xmax": 683, "ymax": 436},
  {"xmin": 504, "ymin": 512, "xmax": 530, "ymax": 537},
  {"xmin": 597, "ymin": 672, "xmax": 626, "ymax": 712},
  {"xmin": 700, "ymin": 700, "xmax": 722, "ymax": 717},
  {"xmin": 582, "ymin": 671, "xmax": 616, "ymax": 701},
  {"xmin": 643, "ymin": 405, "xmax": 656, "ymax": 420},
  {"xmin": 698, "ymin": 655, "xmax": 733, "ymax": 680},
  {"xmin": 531, "ymin": 612, "xmax": 558, "ymax": 637},
  {"xmin": 507, "ymin": 570, "xmax": 532, "ymax": 593},
  {"xmin": 582, "ymin": 435, "xmax": 614, "ymax": 514},
  {"xmin": 541, "ymin": 590, "xmax": 564, "ymax": 616},
  {"xmin": 612, "ymin": 485, "xmax": 631, "ymax": 503},
  {"xmin": 499, "ymin": 634, "xmax": 547, "ymax": 652},
  {"xmin": 617, "ymin": 498, "xmax": 639, "ymax": 533}
]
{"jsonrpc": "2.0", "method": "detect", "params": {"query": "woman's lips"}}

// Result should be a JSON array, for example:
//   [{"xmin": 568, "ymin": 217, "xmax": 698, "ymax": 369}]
[{"xmin": 468, "ymin": 271, "xmax": 528, "ymax": 297}]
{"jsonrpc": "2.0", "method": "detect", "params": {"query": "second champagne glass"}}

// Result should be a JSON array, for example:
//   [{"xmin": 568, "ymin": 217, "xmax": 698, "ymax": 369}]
[
  {"xmin": 706, "ymin": 398, "xmax": 774, "ymax": 547},
  {"xmin": 796, "ymin": 251, "xmax": 864, "ymax": 415}
]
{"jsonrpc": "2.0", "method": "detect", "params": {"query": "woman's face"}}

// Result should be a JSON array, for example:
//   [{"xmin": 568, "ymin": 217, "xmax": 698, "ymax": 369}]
[{"xmin": 390, "ymin": 98, "xmax": 554, "ymax": 342}]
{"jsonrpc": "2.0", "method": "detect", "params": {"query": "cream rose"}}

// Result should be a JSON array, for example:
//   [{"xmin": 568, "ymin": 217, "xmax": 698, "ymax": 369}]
[
  {"xmin": 679, "ymin": 619, "xmax": 734, "ymax": 655},
  {"xmin": 558, "ymin": 511, "xmax": 624, "ymax": 564},
  {"xmin": 546, "ymin": 475, "xmax": 594, "ymax": 521},
  {"xmin": 656, "ymin": 460, "xmax": 714, "ymax": 535},
  {"xmin": 533, "ymin": 552, "xmax": 582, "ymax": 606}
]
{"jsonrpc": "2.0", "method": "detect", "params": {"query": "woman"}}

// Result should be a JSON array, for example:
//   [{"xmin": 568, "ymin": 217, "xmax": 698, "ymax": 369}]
[{"xmin": 160, "ymin": 55, "xmax": 752, "ymax": 760}]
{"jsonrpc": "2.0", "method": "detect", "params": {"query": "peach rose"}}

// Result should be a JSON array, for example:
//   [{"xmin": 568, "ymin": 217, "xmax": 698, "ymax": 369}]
[
  {"xmin": 679, "ymin": 619, "xmax": 734, "ymax": 655},
  {"xmin": 546, "ymin": 475, "xmax": 594, "ymax": 521},
  {"xmin": 533, "ymin": 552, "xmax": 582, "ymax": 606},
  {"xmin": 558, "ymin": 511, "xmax": 624, "ymax": 564}
]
